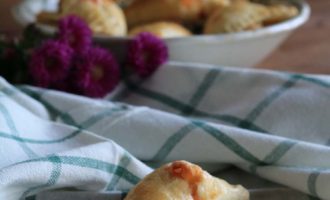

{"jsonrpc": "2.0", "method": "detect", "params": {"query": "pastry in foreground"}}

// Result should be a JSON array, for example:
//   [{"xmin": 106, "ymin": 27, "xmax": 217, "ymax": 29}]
[
  {"xmin": 124, "ymin": 160, "xmax": 249, "ymax": 200},
  {"xmin": 129, "ymin": 22, "xmax": 192, "ymax": 38}
]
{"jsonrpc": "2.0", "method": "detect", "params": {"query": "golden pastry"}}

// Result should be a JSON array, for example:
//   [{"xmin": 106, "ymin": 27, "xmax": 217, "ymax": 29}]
[
  {"xmin": 124, "ymin": 161, "xmax": 249, "ymax": 200},
  {"xmin": 204, "ymin": 1, "xmax": 270, "ymax": 34},
  {"xmin": 37, "ymin": 0, "xmax": 127, "ymax": 36},
  {"xmin": 124, "ymin": 0, "xmax": 204, "ymax": 28},
  {"xmin": 60, "ymin": 0, "xmax": 127, "ymax": 36},
  {"xmin": 264, "ymin": 4, "xmax": 299, "ymax": 25},
  {"xmin": 129, "ymin": 22, "xmax": 192, "ymax": 38},
  {"xmin": 201, "ymin": 0, "xmax": 231, "ymax": 18},
  {"xmin": 245, "ymin": 22, "xmax": 263, "ymax": 31}
]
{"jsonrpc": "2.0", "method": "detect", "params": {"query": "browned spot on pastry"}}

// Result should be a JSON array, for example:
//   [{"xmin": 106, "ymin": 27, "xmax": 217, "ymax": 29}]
[
  {"xmin": 124, "ymin": 160, "xmax": 249, "ymax": 200},
  {"xmin": 168, "ymin": 161, "xmax": 203, "ymax": 200}
]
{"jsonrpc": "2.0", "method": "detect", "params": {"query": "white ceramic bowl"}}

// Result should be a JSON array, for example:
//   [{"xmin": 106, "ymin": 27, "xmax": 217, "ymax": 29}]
[
  {"xmin": 14, "ymin": 0, "xmax": 310, "ymax": 68},
  {"xmin": 164, "ymin": 0, "xmax": 310, "ymax": 67}
]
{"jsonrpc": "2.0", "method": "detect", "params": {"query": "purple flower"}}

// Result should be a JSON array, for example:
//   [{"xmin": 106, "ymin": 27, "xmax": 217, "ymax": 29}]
[
  {"xmin": 71, "ymin": 47, "xmax": 120, "ymax": 98},
  {"xmin": 127, "ymin": 32, "xmax": 169, "ymax": 77},
  {"xmin": 29, "ymin": 40, "xmax": 73, "ymax": 87},
  {"xmin": 58, "ymin": 15, "xmax": 92, "ymax": 52}
]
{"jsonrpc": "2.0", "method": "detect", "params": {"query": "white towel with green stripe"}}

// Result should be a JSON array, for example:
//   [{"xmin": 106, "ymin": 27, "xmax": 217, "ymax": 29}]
[{"xmin": 0, "ymin": 62, "xmax": 329, "ymax": 200}]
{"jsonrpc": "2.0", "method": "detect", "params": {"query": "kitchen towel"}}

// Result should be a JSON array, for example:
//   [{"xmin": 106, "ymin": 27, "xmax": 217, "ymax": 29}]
[{"xmin": 0, "ymin": 62, "xmax": 329, "ymax": 199}]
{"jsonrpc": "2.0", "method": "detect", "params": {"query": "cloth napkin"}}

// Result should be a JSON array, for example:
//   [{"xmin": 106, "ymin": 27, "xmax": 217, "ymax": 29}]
[{"xmin": 0, "ymin": 62, "xmax": 329, "ymax": 200}]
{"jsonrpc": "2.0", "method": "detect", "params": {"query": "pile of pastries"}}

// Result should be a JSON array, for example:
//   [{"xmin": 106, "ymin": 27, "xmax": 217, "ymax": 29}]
[{"xmin": 37, "ymin": 0, "xmax": 299, "ymax": 38}]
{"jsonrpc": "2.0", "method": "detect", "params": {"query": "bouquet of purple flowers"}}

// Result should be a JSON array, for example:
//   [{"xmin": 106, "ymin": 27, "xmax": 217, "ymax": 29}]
[{"xmin": 0, "ymin": 16, "xmax": 169, "ymax": 98}]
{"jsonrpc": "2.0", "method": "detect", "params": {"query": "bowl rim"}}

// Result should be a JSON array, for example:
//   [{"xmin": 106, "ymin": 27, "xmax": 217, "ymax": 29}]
[{"xmin": 35, "ymin": 0, "xmax": 311, "ymax": 43}]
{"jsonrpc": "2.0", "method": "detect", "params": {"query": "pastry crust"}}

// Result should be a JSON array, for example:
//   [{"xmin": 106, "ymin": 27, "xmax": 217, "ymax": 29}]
[
  {"xmin": 201, "ymin": 0, "xmax": 231, "ymax": 18},
  {"xmin": 38, "ymin": 0, "xmax": 127, "ymax": 36},
  {"xmin": 129, "ymin": 22, "xmax": 192, "ymax": 38},
  {"xmin": 264, "ymin": 4, "xmax": 299, "ymax": 25},
  {"xmin": 204, "ymin": 1, "xmax": 269, "ymax": 34},
  {"xmin": 124, "ymin": 0, "xmax": 232, "ymax": 28},
  {"xmin": 124, "ymin": 0, "xmax": 204, "ymax": 28},
  {"xmin": 124, "ymin": 161, "xmax": 249, "ymax": 200},
  {"xmin": 61, "ymin": 0, "xmax": 127, "ymax": 36}
]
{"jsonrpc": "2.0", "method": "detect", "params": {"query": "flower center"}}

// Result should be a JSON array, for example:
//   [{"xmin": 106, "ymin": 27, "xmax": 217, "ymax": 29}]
[
  {"xmin": 46, "ymin": 58, "xmax": 58, "ymax": 70},
  {"xmin": 69, "ymin": 35, "xmax": 76, "ymax": 46},
  {"xmin": 142, "ymin": 51, "xmax": 151, "ymax": 63},
  {"xmin": 91, "ymin": 66, "xmax": 104, "ymax": 81}
]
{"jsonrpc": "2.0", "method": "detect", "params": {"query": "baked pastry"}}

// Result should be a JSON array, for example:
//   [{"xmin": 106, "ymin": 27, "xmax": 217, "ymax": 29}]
[
  {"xmin": 204, "ymin": 0, "xmax": 270, "ymax": 34},
  {"xmin": 201, "ymin": 0, "xmax": 231, "ymax": 18},
  {"xmin": 61, "ymin": 0, "xmax": 127, "ymax": 36},
  {"xmin": 38, "ymin": 0, "xmax": 127, "ymax": 36},
  {"xmin": 124, "ymin": 161, "xmax": 249, "ymax": 200},
  {"xmin": 129, "ymin": 22, "xmax": 192, "ymax": 38},
  {"xmin": 124, "ymin": 0, "xmax": 204, "ymax": 28},
  {"xmin": 263, "ymin": 4, "xmax": 299, "ymax": 25},
  {"xmin": 124, "ymin": 0, "xmax": 232, "ymax": 28}
]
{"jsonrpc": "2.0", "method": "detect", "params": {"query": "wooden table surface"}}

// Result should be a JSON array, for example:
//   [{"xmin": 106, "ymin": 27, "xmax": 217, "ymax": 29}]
[{"xmin": 257, "ymin": 0, "xmax": 330, "ymax": 74}]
